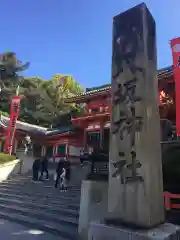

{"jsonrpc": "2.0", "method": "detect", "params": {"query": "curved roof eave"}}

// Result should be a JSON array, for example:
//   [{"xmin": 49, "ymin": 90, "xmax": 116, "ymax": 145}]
[
  {"xmin": 0, "ymin": 115, "xmax": 47, "ymax": 135},
  {"xmin": 65, "ymin": 65, "xmax": 173, "ymax": 103},
  {"xmin": 0, "ymin": 116, "xmax": 81, "ymax": 138}
]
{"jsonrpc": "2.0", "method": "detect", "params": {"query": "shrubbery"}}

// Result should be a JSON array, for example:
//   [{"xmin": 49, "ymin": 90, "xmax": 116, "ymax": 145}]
[{"xmin": 0, "ymin": 153, "xmax": 16, "ymax": 165}]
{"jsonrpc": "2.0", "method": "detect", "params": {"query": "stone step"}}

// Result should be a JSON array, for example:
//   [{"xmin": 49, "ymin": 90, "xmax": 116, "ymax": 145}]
[
  {"xmin": 0, "ymin": 196, "xmax": 80, "ymax": 211},
  {"xmin": 0, "ymin": 186, "xmax": 81, "ymax": 202},
  {"xmin": 7, "ymin": 174, "xmax": 81, "ymax": 181},
  {"xmin": 6, "ymin": 176, "xmax": 82, "ymax": 186},
  {"xmin": 2, "ymin": 185, "xmax": 81, "ymax": 196},
  {"xmin": 0, "ymin": 188, "xmax": 80, "ymax": 203},
  {"xmin": 0, "ymin": 190, "xmax": 80, "ymax": 205},
  {"xmin": 0, "ymin": 192, "xmax": 80, "ymax": 211},
  {"xmin": 4, "ymin": 177, "xmax": 81, "ymax": 185},
  {"xmin": 0, "ymin": 195, "xmax": 79, "ymax": 217},
  {"xmin": 4, "ymin": 181, "xmax": 81, "ymax": 191},
  {"xmin": 0, "ymin": 193, "xmax": 79, "ymax": 217},
  {"xmin": 6, "ymin": 174, "xmax": 82, "ymax": 183},
  {"xmin": 1, "ymin": 180, "xmax": 81, "ymax": 193},
  {"xmin": 1, "ymin": 179, "xmax": 81, "ymax": 188},
  {"xmin": 0, "ymin": 173, "xmax": 82, "ymax": 239},
  {"xmin": 0, "ymin": 211, "xmax": 78, "ymax": 239},
  {"xmin": 0, "ymin": 203, "xmax": 78, "ymax": 226}
]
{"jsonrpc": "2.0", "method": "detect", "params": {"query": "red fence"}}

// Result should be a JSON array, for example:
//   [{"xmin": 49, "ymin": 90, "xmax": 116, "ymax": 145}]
[{"xmin": 164, "ymin": 192, "xmax": 180, "ymax": 210}]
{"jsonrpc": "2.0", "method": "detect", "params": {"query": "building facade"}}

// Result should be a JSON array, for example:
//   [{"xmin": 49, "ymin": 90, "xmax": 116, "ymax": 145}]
[
  {"xmin": 0, "ymin": 116, "xmax": 84, "ymax": 162},
  {"xmin": 0, "ymin": 65, "xmax": 176, "ymax": 161},
  {"xmin": 65, "ymin": 65, "xmax": 176, "ymax": 153}
]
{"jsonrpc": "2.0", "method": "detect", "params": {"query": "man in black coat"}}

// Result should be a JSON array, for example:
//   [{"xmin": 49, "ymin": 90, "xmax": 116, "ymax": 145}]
[
  {"xmin": 32, "ymin": 158, "xmax": 41, "ymax": 182},
  {"xmin": 64, "ymin": 160, "xmax": 71, "ymax": 190},
  {"xmin": 39, "ymin": 156, "xmax": 49, "ymax": 180}
]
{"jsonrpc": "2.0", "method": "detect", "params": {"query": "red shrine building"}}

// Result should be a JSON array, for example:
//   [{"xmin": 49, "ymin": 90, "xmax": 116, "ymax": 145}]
[
  {"xmin": 0, "ymin": 116, "xmax": 84, "ymax": 162},
  {"xmin": 65, "ymin": 65, "xmax": 176, "ymax": 155},
  {"xmin": 0, "ymin": 65, "xmax": 177, "ymax": 162}
]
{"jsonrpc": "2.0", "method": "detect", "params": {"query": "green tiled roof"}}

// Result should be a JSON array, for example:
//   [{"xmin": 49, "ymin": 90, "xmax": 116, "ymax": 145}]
[
  {"xmin": 45, "ymin": 125, "xmax": 79, "ymax": 136},
  {"xmin": 86, "ymin": 84, "xmax": 111, "ymax": 92}
]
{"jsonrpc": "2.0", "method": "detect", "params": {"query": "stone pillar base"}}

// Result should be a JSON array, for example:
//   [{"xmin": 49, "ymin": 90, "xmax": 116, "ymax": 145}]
[
  {"xmin": 78, "ymin": 180, "xmax": 108, "ymax": 240},
  {"xmin": 88, "ymin": 221, "xmax": 180, "ymax": 240}
]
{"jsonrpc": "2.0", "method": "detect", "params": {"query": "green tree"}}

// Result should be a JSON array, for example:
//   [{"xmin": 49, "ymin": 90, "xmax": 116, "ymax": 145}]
[
  {"xmin": 0, "ymin": 52, "xmax": 30, "ymax": 122},
  {"xmin": 18, "ymin": 75, "xmax": 84, "ymax": 127},
  {"xmin": 51, "ymin": 74, "xmax": 84, "ymax": 103},
  {"xmin": 0, "ymin": 110, "xmax": 9, "ymax": 117},
  {"xmin": 0, "ymin": 52, "xmax": 30, "ymax": 100},
  {"xmin": 0, "ymin": 52, "xmax": 84, "ymax": 127},
  {"xmin": 0, "ymin": 52, "xmax": 29, "ymax": 85}
]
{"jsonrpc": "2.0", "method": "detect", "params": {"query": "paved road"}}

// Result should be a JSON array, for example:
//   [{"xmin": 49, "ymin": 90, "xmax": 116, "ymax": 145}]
[{"xmin": 0, "ymin": 219, "xmax": 59, "ymax": 240}]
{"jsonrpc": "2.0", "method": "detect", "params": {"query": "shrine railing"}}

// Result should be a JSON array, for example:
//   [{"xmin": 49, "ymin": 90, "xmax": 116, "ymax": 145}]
[{"xmin": 164, "ymin": 191, "xmax": 180, "ymax": 210}]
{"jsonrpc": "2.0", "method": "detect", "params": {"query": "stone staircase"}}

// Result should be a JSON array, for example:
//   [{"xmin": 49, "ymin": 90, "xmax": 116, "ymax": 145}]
[{"xmin": 0, "ymin": 165, "xmax": 87, "ymax": 239}]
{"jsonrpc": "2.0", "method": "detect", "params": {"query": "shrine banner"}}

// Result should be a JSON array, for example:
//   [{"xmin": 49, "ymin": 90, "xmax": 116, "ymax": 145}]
[
  {"xmin": 4, "ymin": 96, "xmax": 21, "ymax": 154},
  {"xmin": 170, "ymin": 37, "xmax": 180, "ymax": 136}
]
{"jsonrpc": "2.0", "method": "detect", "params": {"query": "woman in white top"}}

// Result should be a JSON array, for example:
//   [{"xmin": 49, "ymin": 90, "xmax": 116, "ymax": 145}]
[{"xmin": 60, "ymin": 167, "xmax": 67, "ymax": 192}]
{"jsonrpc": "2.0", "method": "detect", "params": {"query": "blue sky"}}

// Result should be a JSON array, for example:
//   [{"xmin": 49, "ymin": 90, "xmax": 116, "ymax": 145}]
[{"xmin": 0, "ymin": 0, "xmax": 179, "ymax": 88}]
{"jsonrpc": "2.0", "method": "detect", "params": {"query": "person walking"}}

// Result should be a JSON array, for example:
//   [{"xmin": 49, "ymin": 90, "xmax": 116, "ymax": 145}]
[
  {"xmin": 32, "ymin": 157, "xmax": 41, "ymax": 182},
  {"xmin": 55, "ymin": 159, "xmax": 65, "ymax": 189},
  {"xmin": 39, "ymin": 156, "xmax": 49, "ymax": 181}
]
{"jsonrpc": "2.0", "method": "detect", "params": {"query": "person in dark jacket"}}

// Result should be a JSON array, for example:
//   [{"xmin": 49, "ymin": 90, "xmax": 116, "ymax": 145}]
[
  {"xmin": 64, "ymin": 160, "xmax": 71, "ymax": 190},
  {"xmin": 39, "ymin": 156, "xmax": 49, "ymax": 180},
  {"xmin": 80, "ymin": 148, "xmax": 91, "ymax": 167},
  {"xmin": 55, "ymin": 159, "xmax": 65, "ymax": 189},
  {"xmin": 32, "ymin": 158, "xmax": 41, "ymax": 182},
  {"xmin": 80, "ymin": 149, "xmax": 84, "ymax": 167}
]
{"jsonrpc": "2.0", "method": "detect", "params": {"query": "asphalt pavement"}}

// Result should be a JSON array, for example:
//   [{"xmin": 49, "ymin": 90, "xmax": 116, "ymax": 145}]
[{"xmin": 0, "ymin": 219, "xmax": 62, "ymax": 240}]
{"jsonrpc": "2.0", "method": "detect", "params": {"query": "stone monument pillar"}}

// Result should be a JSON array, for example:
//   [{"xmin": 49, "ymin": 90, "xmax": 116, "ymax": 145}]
[
  {"xmin": 108, "ymin": 2, "xmax": 164, "ymax": 227},
  {"xmin": 88, "ymin": 3, "xmax": 180, "ymax": 239}
]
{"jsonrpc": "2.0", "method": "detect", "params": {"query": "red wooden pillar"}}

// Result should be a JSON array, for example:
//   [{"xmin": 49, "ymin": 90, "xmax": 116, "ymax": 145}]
[
  {"xmin": 164, "ymin": 192, "xmax": 171, "ymax": 211},
  {"xmin": 100, "ymin": 122, "xmax": 104, "ymax": 149},
  {"xmin": 53, "ymin": 144, "xmax": 57, "ymax": 162},
  {"xmin": 12, "ymin": 138, "xmax": 17, "ymax": 154},
  {"xmin": 66, "ymin": 142, "xmax": 69, "ymax": 160},
  {"xmin": 170, "ymin": 38, "xmax": 180, "ymax": 136},
  {"xmin": 83, "ymin": 129, "xmax": 87, "ymax": 150}
]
